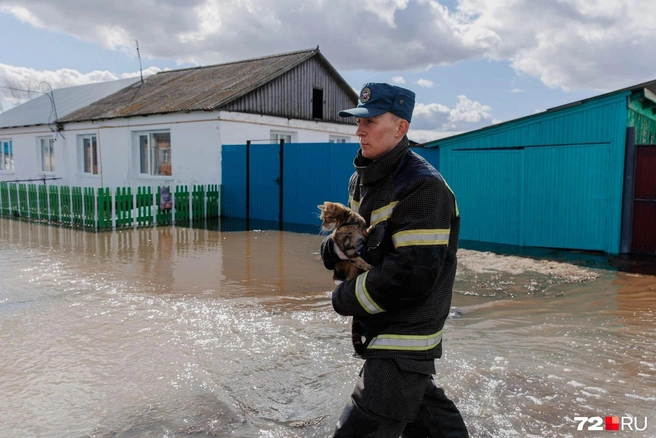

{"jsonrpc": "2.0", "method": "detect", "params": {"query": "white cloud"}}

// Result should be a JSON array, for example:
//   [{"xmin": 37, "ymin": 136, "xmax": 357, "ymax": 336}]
[
  {"xmin": 2, "ymin": 0, "xmax": 654, "ymax": 97},
  {"xmin": 415, "ymin": 79, "xmax": 435, "ymax": 88},
  {"xmin": 0, "ymin": 63, "xmax": 161, "ymax": 109},
  {"xmin": 412, "ymin": 102, "xmax": 451, "ymax": 131},
  {"xmin": 408, "ymin": 128, "xmax": 463, "ymax": 144},
  {"xmin": 392, "ymin": 76, "xmax": 406, "ymax": 84},
  {"xmin": 457, "ymin": 0, "xmax": 656, "ymax": 90},
  {"xmin": 511, "ymin": 88, "xmax": 524, "ymax": 93},
  {"xmin": 447, "ymin": 94, "xmax": 493, "ymax": 127},
  {"xmin": 409, "ymin": 95, "xmax": 494, "ymax": 141},
  {"xmin": 0, "ymin": 63, "xmax": 161, "ymax": 89},
  {"xmin": 0, "ymin": 0, "xmax": 479, "ymax": 72}
]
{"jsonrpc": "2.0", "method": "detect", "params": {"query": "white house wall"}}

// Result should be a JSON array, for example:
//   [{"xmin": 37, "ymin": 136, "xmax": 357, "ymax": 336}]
[
  {"xmin": 0, "ymin": 125, "xmax": 59, "ymax": 184},
  {"xmin": 1, "ymin": 110, "xmax": 357, "ymax": 189},
  {"xmin": 217, "ymin": 111, "xmax": 358, "ymax": 144}
]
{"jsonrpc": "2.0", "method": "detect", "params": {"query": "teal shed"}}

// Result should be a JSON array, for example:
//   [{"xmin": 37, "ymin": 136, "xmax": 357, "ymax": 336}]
[{"xmin": 422, "ymin": 80, "xmax": 656, "ymax": 255}]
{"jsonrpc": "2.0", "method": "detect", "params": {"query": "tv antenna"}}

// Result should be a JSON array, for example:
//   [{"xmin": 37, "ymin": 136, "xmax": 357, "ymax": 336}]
[{"xmin": 135, "ymin": 40, "xmax": 144, "ymax": 83}]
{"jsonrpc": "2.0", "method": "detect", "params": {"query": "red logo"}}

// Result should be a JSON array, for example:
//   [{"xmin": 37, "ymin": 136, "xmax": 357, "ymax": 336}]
[{"xmin": 606, "ymin": 416, "xmax": 620, "ymax": 431}]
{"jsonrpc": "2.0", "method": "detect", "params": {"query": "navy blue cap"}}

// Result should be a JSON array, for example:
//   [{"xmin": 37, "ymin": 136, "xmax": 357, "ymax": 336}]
[{"xmin": 339, "ymin": 83, "xmax": 415, "ymax": 122}]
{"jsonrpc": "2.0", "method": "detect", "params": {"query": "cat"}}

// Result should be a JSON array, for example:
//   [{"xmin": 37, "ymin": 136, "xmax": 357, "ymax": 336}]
[{"xmin": 318, "ymin": 201, "xmax": 374, "ymax": 356}]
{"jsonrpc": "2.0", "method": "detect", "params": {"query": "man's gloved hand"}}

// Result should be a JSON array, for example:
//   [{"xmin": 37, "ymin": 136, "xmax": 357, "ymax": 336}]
[{"xmin": 320, "ymin": 236, "xmax": 341, "ymax": 270}]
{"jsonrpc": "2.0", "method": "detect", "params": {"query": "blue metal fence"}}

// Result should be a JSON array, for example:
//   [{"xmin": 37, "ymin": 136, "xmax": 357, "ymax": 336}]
[
  {"xmin": 222, "ymin": 142, "xmax": 362, "ymax": 226},
  {"xmin": 221, "ymin": 142, "xmax": 441, "ymax": 228}
]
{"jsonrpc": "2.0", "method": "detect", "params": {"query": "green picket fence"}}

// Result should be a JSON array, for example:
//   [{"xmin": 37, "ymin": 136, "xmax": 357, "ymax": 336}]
[{"xmin": 0, "ymin": 182, "xmax": 221, "ymax": 231}]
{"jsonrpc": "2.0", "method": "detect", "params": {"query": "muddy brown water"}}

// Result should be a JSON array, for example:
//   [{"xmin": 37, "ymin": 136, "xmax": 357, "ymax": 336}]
[{"xmin": 1, "ymin": 218, "xmax": 655, "ymax": 438}]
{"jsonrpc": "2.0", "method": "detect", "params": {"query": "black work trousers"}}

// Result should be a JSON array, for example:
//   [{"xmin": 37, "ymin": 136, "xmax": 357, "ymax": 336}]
[{"xmin": 334, "ymin": 358, "xmax": 468, "ymax": 438}]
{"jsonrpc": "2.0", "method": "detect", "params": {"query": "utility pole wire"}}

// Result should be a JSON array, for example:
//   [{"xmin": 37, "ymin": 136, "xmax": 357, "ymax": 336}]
[{"xmin": 0, "ymin": 85, "xmax": 45, "ymax": 93}]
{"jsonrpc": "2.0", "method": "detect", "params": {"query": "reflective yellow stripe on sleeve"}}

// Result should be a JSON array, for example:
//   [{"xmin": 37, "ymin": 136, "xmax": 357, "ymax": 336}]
[
  {"xmin": 355, "ymin": 271, "xmax": 385, "ymax": 314},
  {"xmin": 369, "ymin": 201, "xmax": 398, "ymax": 226},
  {"xmin": 348, "ymin": 195, "xmax": 360, "ymax": 213},
  {"xmin": 368, "ymin": 330, "xmax": 443, "ymax": 351},
  {"xmin": 392, "ymin": 229, "xmax": 450, "ymax": 249}
]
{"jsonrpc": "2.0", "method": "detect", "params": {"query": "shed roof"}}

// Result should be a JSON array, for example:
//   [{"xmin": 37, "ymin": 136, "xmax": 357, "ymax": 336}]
[
  {"xmin": 60, "ymin": 47, "xmax": 356, "ymax": 123},
  {"xmin": 419, "ymin": 79, "xmax": 656, "ymax": 148},
  {"xmin": 0, "ymin": 77, "xmax": 140, "ymax": 129}
]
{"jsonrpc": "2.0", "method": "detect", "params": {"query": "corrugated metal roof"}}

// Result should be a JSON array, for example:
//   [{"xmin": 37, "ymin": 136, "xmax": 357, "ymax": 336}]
[
  {"xmin": 0, "ymin": 77, "xmax": 140, "ymax": 129},
  {"xmin": 60, "ymin": 48, "xmax": 355, "ymax": 123}
]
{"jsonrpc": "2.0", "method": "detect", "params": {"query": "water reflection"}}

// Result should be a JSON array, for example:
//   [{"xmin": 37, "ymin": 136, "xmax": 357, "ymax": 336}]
[{"xmin": 1, "ymin": 218, "xmax": 655, "ymax": 438}]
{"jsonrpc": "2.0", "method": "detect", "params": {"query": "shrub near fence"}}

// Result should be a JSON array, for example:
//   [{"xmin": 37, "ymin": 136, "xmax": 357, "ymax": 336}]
[{"xmin": 0, "ymin": 182, "xmax": 220, "ymax": 230}]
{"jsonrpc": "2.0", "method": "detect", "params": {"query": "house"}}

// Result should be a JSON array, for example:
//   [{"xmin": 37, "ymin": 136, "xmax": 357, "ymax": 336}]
[
  {"xmin": 0, "ymin": 77, "xmax": 141, "ymax": 181},
  {"xmin": 420, "ymin": 80, "xmax": 656, "ymax": 255},
  {"xmin": 1, "ymin": 47, "xmax": 359, "ymax": 190}
]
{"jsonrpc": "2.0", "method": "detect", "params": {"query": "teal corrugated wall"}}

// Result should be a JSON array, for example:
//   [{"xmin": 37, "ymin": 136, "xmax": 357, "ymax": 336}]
[
  {"xmin": 447, "ymin": 149, "xmax": 522, "ymax": 245},
  {"xmin": 436, "ymin": 93, "xmax": 630, "ymax": 253},
  {"xmin": 522, "ymin": 145, "xmax": 611, "ymax": 250}
]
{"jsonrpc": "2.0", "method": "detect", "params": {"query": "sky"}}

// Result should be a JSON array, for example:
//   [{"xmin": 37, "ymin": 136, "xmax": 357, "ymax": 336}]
[{"xmin": 1, "ymin": 0, "xmax": 655, "ymax": 143}]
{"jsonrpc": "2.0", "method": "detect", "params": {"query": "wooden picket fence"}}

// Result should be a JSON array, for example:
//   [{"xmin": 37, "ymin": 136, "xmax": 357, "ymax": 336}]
[{"xmin": 0, "ymin": 182, "xmax": 220, "ymax": 230}]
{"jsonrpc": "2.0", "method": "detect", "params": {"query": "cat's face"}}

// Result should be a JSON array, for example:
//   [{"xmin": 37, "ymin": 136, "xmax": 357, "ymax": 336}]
[{"xmin": 317, "ymin": 201, "xmax": 349, "ymax": 231}]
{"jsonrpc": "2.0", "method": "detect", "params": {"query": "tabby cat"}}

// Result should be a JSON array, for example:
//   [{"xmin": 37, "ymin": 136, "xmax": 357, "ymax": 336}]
[{"xmin": 318, "ymin": 201, "xmax": 374, "ymax": 356}]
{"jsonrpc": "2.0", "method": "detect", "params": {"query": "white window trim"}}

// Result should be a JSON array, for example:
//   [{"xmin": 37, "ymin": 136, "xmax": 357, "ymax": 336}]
[
  {"xmin": 78, "ymin": 133, "xmax": 99, "ymax": 177},
  {"xmin": 37, "ymin": 136, "xmax": 56, "ymax": 174},
  {"xmin": 0, "ymin": 138, "xmax": 14, "ymax": 173},
  {"xmin": 132, "ymin": 129, "xmax": 172, "ymax": 179},
  {"xmin": 270, "ymin": 130, "xmax": 296, "ymax": 144},
  {"xmin": 329, "ymin": 135, "xmax": 350, "ymax": 143}
]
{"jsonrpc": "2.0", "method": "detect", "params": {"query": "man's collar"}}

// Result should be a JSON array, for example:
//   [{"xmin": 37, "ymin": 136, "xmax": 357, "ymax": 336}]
[{"xmin": 354, "ymin": 136, "xmax": 410, "ymax": 185}]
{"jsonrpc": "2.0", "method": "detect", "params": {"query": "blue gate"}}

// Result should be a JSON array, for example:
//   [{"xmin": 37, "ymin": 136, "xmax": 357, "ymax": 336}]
[
  {"xmin": 221, "ymin": 142, "xmax": 438, "ymax": 227},
  {"xmin": 222, "ymin": 141, "xmax": 282, "ymax": 223}
]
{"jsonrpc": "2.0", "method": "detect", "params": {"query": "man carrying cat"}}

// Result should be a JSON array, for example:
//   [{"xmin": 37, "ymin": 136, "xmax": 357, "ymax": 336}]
[{"xmin": 320, "ymin": 82, "xmax": 468, "ymax": 437}]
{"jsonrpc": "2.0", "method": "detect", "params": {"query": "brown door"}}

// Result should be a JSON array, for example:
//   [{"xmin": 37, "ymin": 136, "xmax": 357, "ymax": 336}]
[{"xmin": 631, "ymin": 145, "xmax": 656, "ymax": 254}]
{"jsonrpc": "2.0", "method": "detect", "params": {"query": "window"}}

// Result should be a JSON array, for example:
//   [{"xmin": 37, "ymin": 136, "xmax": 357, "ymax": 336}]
[
  {"xmin": 270, "ymin": 131, "xmax": 294, "ymax": 144},
  {"xmin": 137, "ymin": 131, "xmax": 171, "ymax": 176},
  {"xmin": 312, "ymin": 88, "xmax": 323, "ymax": 119},
  {"xmin": 80, "ymin": 135, "xmax": 98, "ymax": 175},
  {"xmin": 39, "ymin": 137, "xmax": 55, "ymax": 173},
  {"xmin": 0, "ymin": 139, "xmax": 13, "ymax": 171},
  {"xmin": 329, "ymin": 135, "xmax": 349, "ymax": 143}
]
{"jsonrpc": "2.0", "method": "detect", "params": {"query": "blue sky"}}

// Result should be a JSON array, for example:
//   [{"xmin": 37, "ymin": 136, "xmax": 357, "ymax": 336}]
[{"xmin": 1, "ymin": 0, "xmax": 655, "ymax": 142}]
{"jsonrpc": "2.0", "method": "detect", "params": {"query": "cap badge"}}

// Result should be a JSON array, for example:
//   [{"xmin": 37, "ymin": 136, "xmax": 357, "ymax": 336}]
[{"xmin": 360, "ymin": 87, "xmax": 371, "ymax": 103}]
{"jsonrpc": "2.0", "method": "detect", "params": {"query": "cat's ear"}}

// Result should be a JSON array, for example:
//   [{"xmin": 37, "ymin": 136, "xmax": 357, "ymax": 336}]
[{"xmin": 317, "ymin": 204, "xmax": 326, "ymax": 211}]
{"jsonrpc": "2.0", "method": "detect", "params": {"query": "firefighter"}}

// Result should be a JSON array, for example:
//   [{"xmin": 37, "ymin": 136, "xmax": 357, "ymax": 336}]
[{"xmin": 321, "ymin": 83, "xmax": 468, "ymax": 437}]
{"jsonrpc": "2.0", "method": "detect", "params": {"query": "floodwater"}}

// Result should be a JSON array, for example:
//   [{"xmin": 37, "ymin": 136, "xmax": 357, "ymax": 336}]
[{"xmin": 1, "ymin": 218, "xmax": 655, "ymax": 438}]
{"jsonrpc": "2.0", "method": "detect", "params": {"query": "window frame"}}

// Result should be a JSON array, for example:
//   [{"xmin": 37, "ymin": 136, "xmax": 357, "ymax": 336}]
[
  {"xmin": 0, "ymin": 138, "xmax": 14, "ymax": 173},
  {"xmin": 38, "ymin": 137, "xmax": 56, "ymax": 174},
  {"xmin": 270, "ymin": 130, "xmax": 295, "ymax": 144},
  {"xmin": 328, "ymin": 135, "xmax": 349, "ymax": 144},
  {"xmin": 79, "ymin": 134, "xmax": 99, "ymax": 176},
  {"xmin": 133, "ymin": 129, "xmax": 172, "ymax": 177}
]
